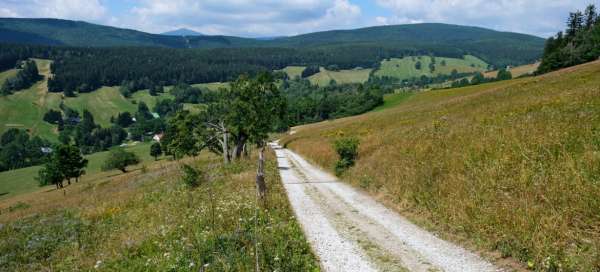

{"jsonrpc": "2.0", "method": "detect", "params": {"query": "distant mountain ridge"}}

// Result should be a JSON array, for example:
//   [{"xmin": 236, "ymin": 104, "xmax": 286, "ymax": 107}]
[
  {"xmin": 0, "ymin": 18, "xmax": 545, "ymax": 66},
  {"xmin": 161, "ymin": 28, "xmax": 204, "ymax": 36}
]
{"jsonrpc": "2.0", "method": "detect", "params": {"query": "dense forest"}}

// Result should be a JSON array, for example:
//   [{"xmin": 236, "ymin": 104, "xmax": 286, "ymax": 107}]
[{"xmin": 538, "ymin": 4, "xmax": 600, "ymax": 73}]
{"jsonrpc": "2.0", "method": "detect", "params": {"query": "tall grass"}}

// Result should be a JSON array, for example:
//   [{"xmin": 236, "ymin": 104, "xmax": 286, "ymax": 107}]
[
  {"xmin": 283, "ymin": 61, "xmax": 600, "ymax": 271},
  {"xmin": 0, "ymin": 152, "xmax": 318, "ymax": 271}
]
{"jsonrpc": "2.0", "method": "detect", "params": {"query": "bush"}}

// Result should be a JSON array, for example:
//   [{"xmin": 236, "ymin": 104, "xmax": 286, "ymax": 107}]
[
  {"xmin": 333, "ymin": 137, "xmax": 359, "ymax": 176},
  {"xmin": 101, "ymin": 148, "xmax": 140, "ymax": 173},
  {"xmin": 181, "ymin": 164, "xmax": 202, "ymax": 188}
]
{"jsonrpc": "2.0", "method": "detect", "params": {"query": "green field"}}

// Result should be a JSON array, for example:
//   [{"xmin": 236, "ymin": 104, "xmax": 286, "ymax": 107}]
[
  {"xmin": 375, "ymin": 55, "xmax": 488, "ymax": 80},
  {"xmin": 308, "ymin": 67, "xmax": 372, "ymax": 86},
  {"xmin": 0, "ymin": 59, "xmax": 62, "ymax": 141},
  {"xmin": 0, "ymin": 141, "xmax": 157, "ymax": 199}
]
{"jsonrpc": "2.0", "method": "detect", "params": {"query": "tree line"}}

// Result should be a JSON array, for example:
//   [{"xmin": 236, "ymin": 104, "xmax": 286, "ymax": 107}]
[
  {"xmin": 0, "ymin": 129, "xmax": 51, "ymax": 171},
  {"xmin": 538, "ymin": 4, "xmax": 600, "ymax": 73},
  {"xmin": 282, "ymin": 79, "xmax": 384, "ymax": 126}
]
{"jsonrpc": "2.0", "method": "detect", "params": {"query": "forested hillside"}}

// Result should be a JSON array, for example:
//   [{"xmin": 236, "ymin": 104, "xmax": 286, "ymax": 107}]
[
  {"xmin": 538, "ymin": 4, "xmax": 600, "ymax": 73},
  {"xmin": 0, "ymin": 18, "xmax": 543, "ymax": 67}
]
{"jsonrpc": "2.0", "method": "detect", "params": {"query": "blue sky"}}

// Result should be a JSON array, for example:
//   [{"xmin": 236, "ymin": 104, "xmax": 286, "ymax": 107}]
[{"xmin": 0, "ymin": 0, "xmax": 597, "ymax": 38}]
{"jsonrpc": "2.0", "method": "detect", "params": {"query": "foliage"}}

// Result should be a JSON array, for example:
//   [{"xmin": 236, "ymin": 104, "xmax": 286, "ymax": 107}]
[
  {"xmin": 43, "ymin": 109, "xmax": 62, "ymax": 124},
  {"xmin": 283, "ymin": 79, "xmax": 384, "ymax": 126},
  {"xmin": 101, "ymin": 148, "xmax": 140, "ymax": 173},
  {"xmin": 221, "ymin": 73, "xmax": 286, "ymax": 157},
  {"xmin": 161, "ymin": 111, "xmax": 203, "ymax": 159},
  {"xmin": 112, "ymin": 112, "xmax": 133, "ymax": 128},
  {"xmin": 180, "ymin": 164, "xmax": 202, "ymax": 188},
  {"xmin": 301, "ymin": 65, "xmax": 320, "ymax": 78},
  {"xmin": 333, "ymin": 137, "xmax": 359, "ymax": 176},
  {"xmin": 149, "ymin": 142, "xmax": 162, "ymax": 160},
  {"xmin": 55, "ymin": 144, "xmax": 88, "ymax": 183},
  {"xmin": 538, "ymin": 4, "xmax": 600, "ymax": 73},
  {"xmin": 36, "ymin": 158, "xmax": 63, "ymax": 188},
  {"xmin": 0, "ymin": 129, "xmax": 50, "ymax": 172}
]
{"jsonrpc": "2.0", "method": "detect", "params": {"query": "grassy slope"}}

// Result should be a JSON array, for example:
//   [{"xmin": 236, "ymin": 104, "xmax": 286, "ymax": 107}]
[
  {"xmin": 0, "ymin": 142, "xmax": 157, "ymax": 200},
  {"xmin": 372, "ymin": 92, "xmax": 414, "ymax": 112},
  {"xmin": 0, "ymin": 152, "xmax": 318, "ymax": 271},
  {"xmin": 375, "ymin": 55, "xmax": 488, "ymax": 80},
  {"xmin": 279, "ymin": 66, "xmax": 306, "ymax": 79},
  {"xmin": 283, "ymin": 61, "xmax": 600, "ymax": 270},
  {"xmin": 0, "ymin": 59, "xmax": 61, "ymax": 141},
  {"xmin": 308, "ymin": 67, "xmax": 372, "ymax": 86}
]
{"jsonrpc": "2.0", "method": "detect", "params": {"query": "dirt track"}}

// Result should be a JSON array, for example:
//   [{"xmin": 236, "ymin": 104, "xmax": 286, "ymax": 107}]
[{"xmin": 271, "ymin": 142, "xmax": 500, "ymax": 272}]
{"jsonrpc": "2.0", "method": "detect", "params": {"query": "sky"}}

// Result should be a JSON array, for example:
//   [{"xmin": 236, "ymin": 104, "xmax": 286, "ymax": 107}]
[{"xmin": 0, "ymin": 0, "xmax": 597, "ymax": 38}]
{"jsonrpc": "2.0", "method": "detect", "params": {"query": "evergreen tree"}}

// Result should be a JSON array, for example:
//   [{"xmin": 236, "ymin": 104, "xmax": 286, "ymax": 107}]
[
  {"xmin": 567, "ymin": 11, "xmax": 584, "ymax": 37},
  {"xmin": 584, "ymin": 4, "xmax": 598, "ymax": 29},
  {"xmin": 150, "ymin": 142, "xmax": 162, "ymax": 160}
]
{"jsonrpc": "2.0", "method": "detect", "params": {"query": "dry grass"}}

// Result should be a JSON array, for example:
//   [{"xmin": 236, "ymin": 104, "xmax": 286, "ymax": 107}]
[
  {"xmin": 283, "ymin": 60, "xmax": 600, "ymax": 271},
  {"xmin": 0, "ymin": 151, "xmax": 318, "ymax": 271}
]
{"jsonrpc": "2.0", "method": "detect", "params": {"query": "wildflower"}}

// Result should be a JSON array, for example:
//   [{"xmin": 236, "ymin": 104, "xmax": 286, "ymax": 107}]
[
  {"xmin": 189, "ymin": 262, "xmax": 195, "ymax": 268},
  {"xmin": 94, "ymin": 260, "xmax": 103, "ymax": 269}
]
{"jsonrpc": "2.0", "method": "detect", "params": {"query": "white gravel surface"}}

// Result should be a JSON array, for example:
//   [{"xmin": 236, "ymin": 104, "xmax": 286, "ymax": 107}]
[{"xmin": 271, "ymin": 142, "xmax": 501, "ymax": 272}]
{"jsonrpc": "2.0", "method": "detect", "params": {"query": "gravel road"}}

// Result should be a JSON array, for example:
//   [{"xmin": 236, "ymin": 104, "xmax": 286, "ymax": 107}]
[{"xmin": 271, "ymin": 142, "xmax": 501, "ymax": 272}]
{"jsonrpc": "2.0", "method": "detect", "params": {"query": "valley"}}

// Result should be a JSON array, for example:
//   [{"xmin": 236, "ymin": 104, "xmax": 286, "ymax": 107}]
[{"xmin": 1, "ymin": 4, "xmax": 599, "ymax": 271}]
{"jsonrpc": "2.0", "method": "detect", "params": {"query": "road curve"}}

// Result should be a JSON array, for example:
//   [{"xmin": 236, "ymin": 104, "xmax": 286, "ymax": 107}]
[{"xmin": 270, "ymin": 142, "xmax": 501, "ymax": 272}]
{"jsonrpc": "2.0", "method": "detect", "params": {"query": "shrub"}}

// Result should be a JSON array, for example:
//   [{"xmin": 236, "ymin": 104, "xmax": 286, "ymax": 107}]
[
  {"xmin": 101, "ymin": 148, "xmax": 140, "ymax": 173},
  {"xmin": 333, "ymin": 137, "xmax": 359, "ymax": 176},
  {"xmin": 181, "ymin": 164, "xmax": 202, "ymax": 188}
]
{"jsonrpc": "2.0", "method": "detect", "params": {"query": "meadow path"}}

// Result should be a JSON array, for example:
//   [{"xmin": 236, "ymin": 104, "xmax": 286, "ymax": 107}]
[{"xmin": 270, "ymin": 142, "xmax": 501, "ymax": 272}]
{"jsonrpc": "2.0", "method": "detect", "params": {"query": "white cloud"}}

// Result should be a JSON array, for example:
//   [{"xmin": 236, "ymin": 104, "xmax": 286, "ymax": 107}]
[
  {"xmin": 374, "ymin": 0, "xmax": 595, "ymax": 37},
  {"xmin": 1, "ymin": 0, "xmax": 106, "ymax": 21},
  {"xmin": 125, "ymin": 0, "xmax": 361, "ymax": 36}
]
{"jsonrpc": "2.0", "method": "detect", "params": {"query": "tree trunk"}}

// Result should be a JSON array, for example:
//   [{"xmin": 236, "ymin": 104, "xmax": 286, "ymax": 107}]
[
  {"xmin": 67, "ymin": 178, "xmax": 71, "ymax": 185},
  {"xmin": 233, "ymin": 133, "xmax": 247, "ymax": 160},
  {"xmin": 222, "ymin": 125, "xmax": 230, "ymax": 164}
]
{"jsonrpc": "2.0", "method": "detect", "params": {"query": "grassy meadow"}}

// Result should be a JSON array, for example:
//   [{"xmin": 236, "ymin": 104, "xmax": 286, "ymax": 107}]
[
  {"xmin": 308, "ymin": 67, "xmax": 372, "ymax": 86},
  {"xmin": 0, "ymin": 142, "xmax": 157, "ymax": 200},
  {"xmin": 0, "ymin": 151, "xmax": 318, "ymax": 271},
  {"xmin": 375, "ymin": 55, "xmax": 488, "ymax": 80},
  {"xmin": 283, "ymin": 61, "xmax": 600, "ymax": 270}
]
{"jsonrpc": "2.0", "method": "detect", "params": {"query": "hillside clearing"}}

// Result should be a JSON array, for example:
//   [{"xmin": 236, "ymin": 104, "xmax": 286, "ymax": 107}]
[
  {"xmin": 283, "ymin": 60, "xmax": 600, "ymax": 270},
  {"xmin": 375, "ymin": 55, "xmax": 488, "ymax": 81},
  {"xmin": 0, "ymin": 59, "xmax": 61, "ymax": 140},
  {"xmin": 308, "ymin": 67, "xmax": 372, "ymax": 86}
]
